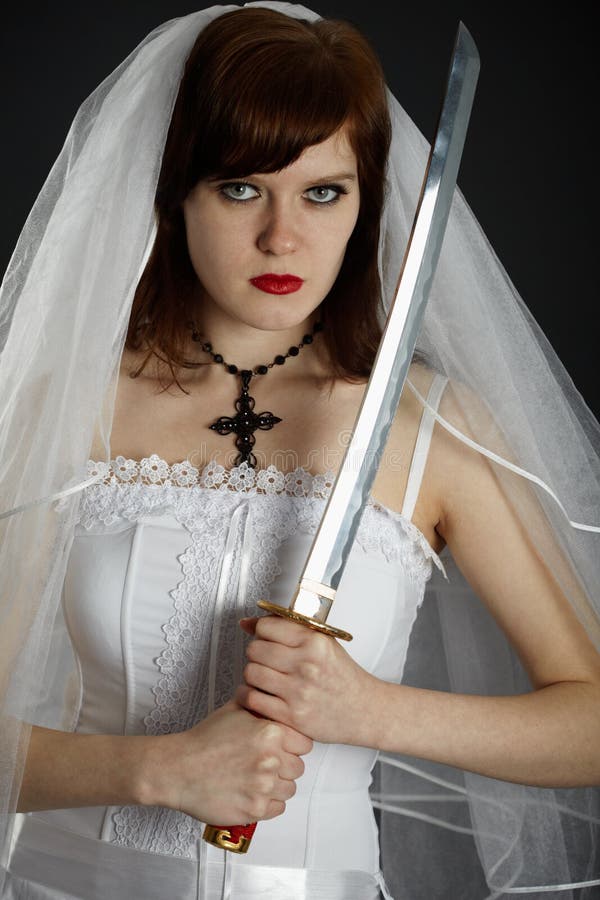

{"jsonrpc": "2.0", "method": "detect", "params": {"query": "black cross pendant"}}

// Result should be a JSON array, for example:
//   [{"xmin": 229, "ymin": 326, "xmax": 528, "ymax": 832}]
[{"xmin": 209, "ymin": 370, "xmax": 282, "ymax": 468}]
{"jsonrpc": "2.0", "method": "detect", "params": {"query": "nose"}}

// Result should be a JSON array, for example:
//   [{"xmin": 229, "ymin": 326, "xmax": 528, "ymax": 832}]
[{"xmin": 256, "ymin": 202, "xmax": 300, "ymax": 255}]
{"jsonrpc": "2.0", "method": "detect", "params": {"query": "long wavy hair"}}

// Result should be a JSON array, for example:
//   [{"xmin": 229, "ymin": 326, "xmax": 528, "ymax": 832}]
[{"xmin": 126, "ymin": 6, "xmax": 392, "ymax": 387}]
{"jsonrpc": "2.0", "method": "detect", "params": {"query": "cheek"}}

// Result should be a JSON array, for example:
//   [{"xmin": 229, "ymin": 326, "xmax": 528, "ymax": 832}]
[
  {"xmin": 183, "ymin": 208, "xmax": 207, "ymax": 269},
  {"xmin": 184, "ymin": 210, "xmax": 238, "ymax": 285},
  {"xmin": 185, "ymin": 205, "xmax": 217, "ymax": 251},
  {"xmin": 325, "ymin": 207, "xmax": 360, "ymax": 266}
]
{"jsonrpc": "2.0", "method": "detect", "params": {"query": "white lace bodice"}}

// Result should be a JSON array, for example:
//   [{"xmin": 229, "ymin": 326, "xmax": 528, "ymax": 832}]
[{"xmin": 29, "ymin": 453, "xmax": 444, "ymax": 873}]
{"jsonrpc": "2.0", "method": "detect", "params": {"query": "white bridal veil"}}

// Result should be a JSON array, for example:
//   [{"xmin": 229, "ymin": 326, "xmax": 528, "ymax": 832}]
[{"xmin": 1, "ymin": 3, "xmax": 599, "ymax": 898}]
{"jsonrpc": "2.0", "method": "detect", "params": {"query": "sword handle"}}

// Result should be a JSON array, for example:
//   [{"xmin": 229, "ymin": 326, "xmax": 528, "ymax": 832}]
[
  {"xmin": 202, "ymin": 821, "xmax": 256, "ymax": 853},
  {"xmin": 202, "ymin": 710, "xmax": 262, "ymax": 853},
  {"xmin": 256, "ymin": 599, "xmax": 353, "ymax": 641},
  {"xmin": 202, "ymin": 600, "xmax": 352, "ymax": 853}
]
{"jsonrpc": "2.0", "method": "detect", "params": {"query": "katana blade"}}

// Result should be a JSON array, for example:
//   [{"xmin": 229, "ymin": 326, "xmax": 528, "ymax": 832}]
[{"xmin": 260, "ymin": 23, "xmax": 480, "ymax": 633}]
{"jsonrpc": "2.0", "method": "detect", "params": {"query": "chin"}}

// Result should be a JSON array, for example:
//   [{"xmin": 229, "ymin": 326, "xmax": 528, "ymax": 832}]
[{"xmin": 239, "ymin": 305, "xmax": 320, "ymax": 333}]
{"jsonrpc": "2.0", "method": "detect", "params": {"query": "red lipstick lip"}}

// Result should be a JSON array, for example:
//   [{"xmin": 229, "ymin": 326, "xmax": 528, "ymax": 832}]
[{"xmin": 250, "ymin": 274, "xmax": 304, "ymax": 295}]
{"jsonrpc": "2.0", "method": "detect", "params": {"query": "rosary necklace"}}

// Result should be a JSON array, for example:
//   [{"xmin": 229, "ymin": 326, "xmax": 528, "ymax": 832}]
[{"xmin": 191, "ymin": 320, "xmax": 324, "ymax": 468}]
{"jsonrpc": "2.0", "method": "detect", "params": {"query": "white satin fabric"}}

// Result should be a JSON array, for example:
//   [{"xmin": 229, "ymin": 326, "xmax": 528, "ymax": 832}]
[
  {"xmin": 3, "ymin": 383, "xmax": 445, "ymax": 900},
  {"xmin": 5, "ymin": 816, "xmax": 386, "ymax": 900}
]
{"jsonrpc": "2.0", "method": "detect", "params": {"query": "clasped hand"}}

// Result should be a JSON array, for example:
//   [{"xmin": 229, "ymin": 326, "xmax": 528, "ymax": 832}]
[{"xmin": 236, "ymin": 615, "xmax": 376, "ymax": 745}]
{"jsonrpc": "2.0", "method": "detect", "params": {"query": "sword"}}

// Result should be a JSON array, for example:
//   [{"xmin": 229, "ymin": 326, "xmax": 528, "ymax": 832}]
[{"xmin": 203, "ymin": 21, "xmax": 480, "ymax": 853}]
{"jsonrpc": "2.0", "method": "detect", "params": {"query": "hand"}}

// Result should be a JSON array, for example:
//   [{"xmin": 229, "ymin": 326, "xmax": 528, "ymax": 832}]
[
  {"xmin": 146, "ymin": 699, "xmax": 312, "ymax": 824},
  {"xmin": 235, "ymin": 615, "xmax": 378, "ymax": 745}
]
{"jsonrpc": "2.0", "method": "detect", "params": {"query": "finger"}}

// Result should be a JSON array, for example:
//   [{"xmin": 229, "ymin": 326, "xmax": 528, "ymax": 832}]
[
  {"xmin": 268, "ymin": 774, "xmax": 298, "ymax": 804},
  {"xmin": 234, "ymin": 683, "xmax": 248, "ymax": 707},
  {"xmin": 237, "ymin": 683, "xmax": 290, "ymax": 724},
  {"xmin": 278, "ymin": 776, "xmax": 298, "ymax": 802},
  {"xmin": 254, "ymin": 614, "xmax": 308, "ymax": 647},
  {"xmin": 239, "ymin": 616, "xmax": 258, "ymax": 635},
  {"xmin": 244, "ymin": 661, "xmax": 288, "ymax": 697},
  {"xmin": 261, "ymin": 799, "xmax": 286, "ymax": 821},
  {"xmin": 246, "ymin": 639, "xmax": 295, "ymax": 674},
  {"xmin": 281, "ymin": 726, "xmax": 313, "ymax": 756},
  {"xmin": 278, "ymin": 751, "xmax": 305, "ymax": 781}
]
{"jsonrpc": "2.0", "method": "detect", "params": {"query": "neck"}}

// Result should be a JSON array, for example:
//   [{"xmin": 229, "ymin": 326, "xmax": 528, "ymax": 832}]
[{"xmin": 188, "ymin": 306, "xmax": 327, "ymax": 378}]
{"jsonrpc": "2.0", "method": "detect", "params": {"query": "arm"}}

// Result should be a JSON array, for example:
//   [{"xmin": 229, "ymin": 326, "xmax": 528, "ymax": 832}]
[
  {"xmin": 17, "ymin": 701, "xmax": 312, "ymax": 823},
  {"xmin": 17, "ymin": 724, "xmax": 151, "ymax": 812},
  {"xmin": 237, "ymin": 401, "xmax": 600, "ymax": 788}
]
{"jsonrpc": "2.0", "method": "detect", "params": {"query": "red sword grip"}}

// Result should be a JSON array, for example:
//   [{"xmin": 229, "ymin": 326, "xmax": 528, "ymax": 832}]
[
  {"xmin": 202, "ymin": 821, "xmax": 257, "ymax": 853},
  {"xmin": 202, "ymin": 604, "xmax": 352, "ymax": 853}
]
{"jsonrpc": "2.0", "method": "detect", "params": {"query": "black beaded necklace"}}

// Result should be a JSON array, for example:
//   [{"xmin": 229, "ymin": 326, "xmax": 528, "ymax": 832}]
[{"xmin": 191, "ymin": 320, "xmax": 324, "ymax": 468}]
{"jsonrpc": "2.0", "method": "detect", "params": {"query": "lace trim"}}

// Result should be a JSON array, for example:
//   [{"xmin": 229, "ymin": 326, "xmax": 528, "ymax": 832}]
[
  {"xmin": 86, "ymin": 455, "xmax": 444, "ymax": 574},
  {"xmin": 88, "ymin": 454, "xmax": 335, "ymax": 496}
]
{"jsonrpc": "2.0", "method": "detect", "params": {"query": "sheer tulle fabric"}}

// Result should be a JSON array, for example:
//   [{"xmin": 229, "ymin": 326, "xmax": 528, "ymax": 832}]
[{"xmin": 0, "ymin": 3, "xmax": 599, "ymax": 897}]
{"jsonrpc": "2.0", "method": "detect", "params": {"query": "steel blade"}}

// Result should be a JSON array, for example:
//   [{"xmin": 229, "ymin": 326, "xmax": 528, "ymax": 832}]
[{"xmin": 287, "ymin": 24, "xmax": 480, "ymax": 623}]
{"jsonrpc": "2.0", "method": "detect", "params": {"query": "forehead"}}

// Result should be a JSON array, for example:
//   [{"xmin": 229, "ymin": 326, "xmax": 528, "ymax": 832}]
[{"xmin": 253, "ymin": 127, "xmax": 357, "ymax": 182}]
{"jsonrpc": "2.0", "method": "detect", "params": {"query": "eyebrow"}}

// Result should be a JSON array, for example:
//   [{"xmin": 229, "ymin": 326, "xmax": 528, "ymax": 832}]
[
  {"xmin": 310, "ymin": 173, "xmax": 357, "ymax": 183},
  {"xmin": 207, "ymin": 171, "xmax": 358, "ymax": 185}
]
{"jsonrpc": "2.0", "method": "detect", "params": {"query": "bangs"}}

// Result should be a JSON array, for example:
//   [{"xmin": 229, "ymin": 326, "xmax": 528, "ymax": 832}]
[
  {"xmin": 197, "ymin": 42, "xmax": 355, "ymax": 178},
  {"xmin": 163, "ymin": 9, "xmax": 378, "ymax": 199}
]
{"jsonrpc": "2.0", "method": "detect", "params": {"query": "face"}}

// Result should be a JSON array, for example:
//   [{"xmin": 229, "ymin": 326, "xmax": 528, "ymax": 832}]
[{"xmin": 182, "ymin": 126, "xmax": 360, "ymax": 333}]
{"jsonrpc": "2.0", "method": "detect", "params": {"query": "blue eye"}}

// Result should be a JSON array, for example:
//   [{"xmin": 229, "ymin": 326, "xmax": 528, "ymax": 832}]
[
  {"xmin": 218, "ymin": 181, "xmax": 349, "ymax": 205},
  {"xmin": 306, "ymin": 185, "xmax": 346, "ymax": 204},
  {"xmin": 220, "ymin": 182, "xmax": 259, "ymax": 202}
]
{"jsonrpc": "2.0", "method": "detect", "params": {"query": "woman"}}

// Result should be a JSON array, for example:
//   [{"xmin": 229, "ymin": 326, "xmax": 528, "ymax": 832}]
[{"xmin": 1, "ymin": 4, "xmax": 599, "ymax": 899}]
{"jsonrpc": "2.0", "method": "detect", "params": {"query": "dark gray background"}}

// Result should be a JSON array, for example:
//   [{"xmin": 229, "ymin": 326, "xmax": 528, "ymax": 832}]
[{"xmin": 2, "ymin": 2, "xmax": 597, "ymax": 416}]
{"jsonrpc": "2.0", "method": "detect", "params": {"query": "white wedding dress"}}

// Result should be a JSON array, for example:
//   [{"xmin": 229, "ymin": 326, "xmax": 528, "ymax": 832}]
[{"xmin": 3, "ymin": 379, "xmax": 447, "ymax": 900}]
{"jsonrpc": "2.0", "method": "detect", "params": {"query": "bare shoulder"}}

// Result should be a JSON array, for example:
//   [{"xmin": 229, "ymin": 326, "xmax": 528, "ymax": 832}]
[
  {"xmin": 88, "ymin": 347, "xmax": 166, "ymax": 460},
  {"xmin": 370, "ymin": 361, "xmax": 444, "ymax": 551},
  {"xmin": 376, "ymin": 365, "xmax": 503, "ymax": 553},
  {"xmin": 426, "ymin": 374, "xmax": 512, "ymax": 516}
]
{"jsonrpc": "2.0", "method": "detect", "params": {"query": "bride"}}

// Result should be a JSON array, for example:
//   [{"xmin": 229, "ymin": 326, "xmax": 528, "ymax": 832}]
[{"xmin": 1, "ymin": 5, "xmax": 599, "ymax": 899}]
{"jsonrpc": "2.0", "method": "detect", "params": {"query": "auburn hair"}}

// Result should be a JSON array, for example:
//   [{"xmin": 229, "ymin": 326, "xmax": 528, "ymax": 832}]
[{"xmin": 126, "ymin": 7, "xmax": 392, "ymax": 387}]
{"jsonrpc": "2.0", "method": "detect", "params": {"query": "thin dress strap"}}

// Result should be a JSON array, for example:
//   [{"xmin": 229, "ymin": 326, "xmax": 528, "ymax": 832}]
[{"xmin": 401, "ymin": 374, "xmax": 448, "ymax": 521}]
